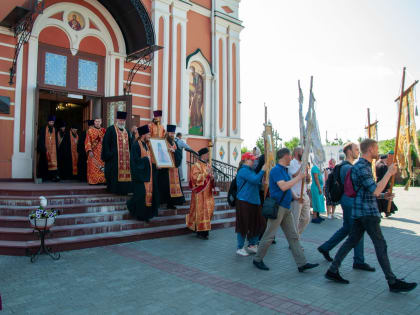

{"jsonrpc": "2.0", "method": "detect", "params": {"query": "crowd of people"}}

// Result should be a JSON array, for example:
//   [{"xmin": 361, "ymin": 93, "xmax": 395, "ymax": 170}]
[
  {"xmin": 37, "ymin": 110, "xmax": 213, "ymax": 237},
  {"xmin": 233, "ymin": 139, "xmax": 416, "ymax": 293},
  {"xmin": 37, "ymin": 116, "xmax": 416, "ymax": 292}
]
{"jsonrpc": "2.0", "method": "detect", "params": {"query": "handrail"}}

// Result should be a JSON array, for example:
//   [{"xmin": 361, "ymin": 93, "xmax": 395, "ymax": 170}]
[{"xmin": 186, "ymin": 150, "xmax": 237, "ymax": 192}]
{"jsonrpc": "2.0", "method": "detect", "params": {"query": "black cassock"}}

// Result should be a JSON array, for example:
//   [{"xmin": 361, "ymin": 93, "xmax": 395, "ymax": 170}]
[
  {"xmin": 127, "ymin": 141, "xmax": 159, "ymax": 221},
  {"xmin": 57, "ymin": 130, "xmax": 74, "ymax": 179},
  {"xmin": 37, "ymin": 126, "xmax": 58, "ymax": 180},
  {"xmin": 77, "ymin": 130, "xmax": 88, "ymax": 182},
  {"xmin": 158, "ymin": 139, "xmax": 185, "ymax": 207},
  {"xmin": 101, "ymin": 125, "xmax": 133, "ymax": 195},
  {"xmin": 376, "ymin": 161, "xmax": 398, "ymax": 214}
]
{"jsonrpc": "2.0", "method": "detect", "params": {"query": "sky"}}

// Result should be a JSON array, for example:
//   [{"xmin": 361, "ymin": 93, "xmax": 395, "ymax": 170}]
[{"xmin": 239, "ymin": 0, "xmax": 420, "ymax": 149}]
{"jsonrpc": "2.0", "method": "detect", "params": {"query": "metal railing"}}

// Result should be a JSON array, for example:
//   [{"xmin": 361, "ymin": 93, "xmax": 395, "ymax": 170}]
[{"xmin": 186, "ymin": 150, "xmax": 237, "ymax": 192}]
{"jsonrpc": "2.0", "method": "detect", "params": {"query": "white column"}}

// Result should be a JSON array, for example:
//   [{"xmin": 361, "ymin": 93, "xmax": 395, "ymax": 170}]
[
  {"xmin": 151, "ymin": 9, "xmax": 160, "ymax": 112},
  {"xmin": 227, "ymin": 30, "xmax": 233, "ymax": 137},
  {"xmin": 236, "ymin": 39, "xmax": 241, "ymax": 137},
  {"xmin": 161, "ymin": 14, "xmax": 170, "ymax": 127},
  {"xmin": 180, "ymin": 22, "xmax": 188, "ymax": 132},
  {"xmin": 214, "ymin": 35, "xmax": 220, "ymax": 137},
  {"xmin": 222, "ymin": 35, "xmax": 228, "ymax": 136},
  {"xmin": 169, "ymin": 17, "xmax": 178, "ymax": 125},
  {"xmin": 108, "ymin": 53, "xmax": 115, "ymax": 96}
]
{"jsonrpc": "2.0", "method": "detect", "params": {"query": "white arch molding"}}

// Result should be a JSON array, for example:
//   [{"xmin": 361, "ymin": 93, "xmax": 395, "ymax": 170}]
[{"xmin": 11, "ymin": 1, "xmax": 127, "ymax": 178}]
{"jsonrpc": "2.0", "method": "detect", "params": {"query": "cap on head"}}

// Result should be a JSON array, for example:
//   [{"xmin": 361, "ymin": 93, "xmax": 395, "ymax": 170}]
[
  {"xmin": 87, "ymin": 119, "xmax": 94, "ymax": 126},
  {"xmin": 198, "ymin": 147, "xmax": 209, "ymax": 156},
  {"xmin": 387, "ymin": 150, "xmax": 394, "ymax": 155},
  {"xmin": 116, "ymin": 111, "xmax": 127, "ymax": 120},
  {"xmin": 153, "ymin": 110, "xmax": 162, "ymax": 118},
  {"xmin": 137, "ymin": 125, "xmax": 150, "ymax": 136},
  {"xmin": 47, "ymin": 115, "xmax": 56, "ymax": 122},
  {"xmin": 167, "ymin": 124, "xmax": 176, "ymax": 133},
  {"xmin": 241, "ymin": 152, "xmax": 257, "ymax": 161}
]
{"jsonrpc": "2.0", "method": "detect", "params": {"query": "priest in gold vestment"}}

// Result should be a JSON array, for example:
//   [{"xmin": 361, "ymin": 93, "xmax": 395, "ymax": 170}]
[
  {"xmin": 186, "ymin": 147, "xmax": 215, "ymax": 239},
  {"xmin": 85, "ymin": 118, "xmax": 106, "ymax": 185}
]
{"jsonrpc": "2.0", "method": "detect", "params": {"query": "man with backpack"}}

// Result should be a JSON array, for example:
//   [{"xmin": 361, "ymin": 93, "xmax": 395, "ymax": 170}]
[
  {"xmin": 325, "ymin": 139, "xmax": 417, "ymax": 293},
  {"xmin": 318, "ymin": 142, "xmax": 375, "ymax": 272}
]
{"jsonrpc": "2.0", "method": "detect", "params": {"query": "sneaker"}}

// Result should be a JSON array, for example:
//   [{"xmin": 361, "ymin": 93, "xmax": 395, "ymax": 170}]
[
  {"xmin": 236, "ymin": 248, "xmax": 249, "ymax": 256},
  {"xmin": 298, "ymin": 263, "xmax": 319, "ymax": 273},
  {"xmin": 247, "ymin": 245, "xmax": 258, "ymax": 254},
  {"xmin": 318, "ymin": 247, "xmax": 333, "ymax": 262},
  {"xmin": 389, "ymin": 279, "xmax": 417, "ymax": 293},
  {"xmin": 328, "ymin": 214, "xmax": 332, "ymax": 219},
  {"xmin": 253, "ymin": 260, "xmax": 269, "ymax": 270},
  {"xmin": 325, "ymin": 270, "xmax": 349, "ymax": 284},
  {"xmin": 311, "ymin": 217, "xmax": 322, "ymax": 224}
]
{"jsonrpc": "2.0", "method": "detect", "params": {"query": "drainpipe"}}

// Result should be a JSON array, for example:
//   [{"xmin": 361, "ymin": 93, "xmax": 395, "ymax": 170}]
[{"xmin": 211, "ymin": 0, "xmax": 216, "ymax": 158}]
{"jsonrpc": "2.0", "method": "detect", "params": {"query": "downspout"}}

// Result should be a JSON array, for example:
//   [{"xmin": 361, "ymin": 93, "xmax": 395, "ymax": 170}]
[{"xmin": 211, "ymin": 0, "xmax": 216, "ymax": 159}]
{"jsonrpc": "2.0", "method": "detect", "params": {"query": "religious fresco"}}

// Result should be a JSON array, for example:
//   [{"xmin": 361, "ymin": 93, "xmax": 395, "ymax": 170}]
[
  {"xmin": 67, "ymin": 12, "xmax": 85, "ymax": 31},
  {"xmin": 188, "ymin": 61, "xmax": 204, "ymax": 136}
]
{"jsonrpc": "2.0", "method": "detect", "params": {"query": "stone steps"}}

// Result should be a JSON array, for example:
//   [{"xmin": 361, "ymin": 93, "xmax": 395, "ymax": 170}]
[
  {"xmin": 0, "ymin": 184, "xmax": 235, "ymax": 256},
  {"xmin": 0, "ymin": 217, "xmax": 236, "ymax": 256}
]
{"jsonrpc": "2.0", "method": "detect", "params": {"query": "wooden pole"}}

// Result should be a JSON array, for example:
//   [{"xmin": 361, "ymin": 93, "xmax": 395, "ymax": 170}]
[
  {"xmin": 299, "ymin": 76, "xmax": 313, "ymax": 202},
  {"xmin": 367, "ymin": 108, "xmax": 371, "ymax": 138},
  {"xmin": 387, "ymin": 67, "xmax": 406, "ymax": 213}
]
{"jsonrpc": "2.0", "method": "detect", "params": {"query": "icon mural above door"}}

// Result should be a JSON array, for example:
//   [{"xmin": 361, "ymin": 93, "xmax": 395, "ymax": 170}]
[
  {"xmin": 67, "ymin": 12, "xmax": 85, "ymax": 31},
  {"xmin": 189, "ymin": 61, "xmax": 204, "ymax": 136}
]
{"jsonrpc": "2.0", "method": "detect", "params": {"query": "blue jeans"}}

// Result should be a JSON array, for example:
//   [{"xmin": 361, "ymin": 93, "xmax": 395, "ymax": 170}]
[
  {"xmin": 319, "ymin": 204, "xmax": 365, "ymax": 264},
  {"xmin": 237, "ymin": 233, "xmax": 259, "ymax": 249}
]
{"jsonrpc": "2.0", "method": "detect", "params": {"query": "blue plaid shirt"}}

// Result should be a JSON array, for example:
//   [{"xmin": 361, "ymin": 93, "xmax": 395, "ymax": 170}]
[{"xmin": 351, "ymin": 158, "xmax": 380, "ymax": 218}]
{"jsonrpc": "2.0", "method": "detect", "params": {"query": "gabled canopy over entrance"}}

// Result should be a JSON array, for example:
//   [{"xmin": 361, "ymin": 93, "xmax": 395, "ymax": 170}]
[{"xmin": 97, "ymin": 0, "xmax": 155, "ymax": 56}]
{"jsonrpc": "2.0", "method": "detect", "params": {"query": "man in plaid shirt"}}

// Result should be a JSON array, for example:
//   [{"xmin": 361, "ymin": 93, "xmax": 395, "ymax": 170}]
[{"xmin": 325, "ymin": 139, "xmax": 417, "ymax": 293}]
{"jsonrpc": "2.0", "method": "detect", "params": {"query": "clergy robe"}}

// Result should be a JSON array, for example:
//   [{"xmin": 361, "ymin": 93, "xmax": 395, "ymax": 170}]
[
  {"xmin": 186, "ymin": 161, "xmax": 215, "ymax": 232},
  {"xmin": 101, "ymin": 125, "xmax": 133, "ymax": 195},
  {"xmin": 376, "ymin": 160, "xmax": 398, "ymax": 214},
  {"xmin": 127, "ymin": 140, "xmax": 159, "ymax": 221},
  {"xmin": 77, "ymin": 129, "xmax": 88, "ymax": 181},
  {"xmin": 57, "ymin": 130, "xmax": 74, "ymax": 179},
  {"xmin": 148, "ymin": 122, "xmax": 166, "ymax": 138},
  {"xmin": 37, "ymin": 126, "xmax": 58, "ymax": 180},
  {"xmin": 158, "ymin": 138, "xmax": 185, "ymax": 207},
  {"xmin": 85, "ymin": 126, "xmax": 106, "ymax": 184}
]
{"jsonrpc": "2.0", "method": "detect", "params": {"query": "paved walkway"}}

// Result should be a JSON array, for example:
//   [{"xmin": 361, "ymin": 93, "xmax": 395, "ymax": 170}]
[{"xmin": 1, "ymin": 187, "xmax": 419, "ymax": 314}]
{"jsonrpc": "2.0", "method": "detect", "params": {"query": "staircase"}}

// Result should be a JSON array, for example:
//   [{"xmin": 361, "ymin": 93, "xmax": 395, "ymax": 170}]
[{"xmin": 0, "ymin": 183, "xmax": 235, "ymax": 256}]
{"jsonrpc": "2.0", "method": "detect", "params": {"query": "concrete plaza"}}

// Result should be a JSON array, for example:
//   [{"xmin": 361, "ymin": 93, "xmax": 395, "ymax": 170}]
[{"xmin": 1, "ymin": 187, "xmax": 419, "ymax": 314}]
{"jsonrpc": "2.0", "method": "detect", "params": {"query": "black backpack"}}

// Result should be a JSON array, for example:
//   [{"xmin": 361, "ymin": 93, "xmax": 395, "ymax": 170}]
[
  {"xmin": 326, "ymin": 161, "xmax": 350, "ymax": 203},
  {"xmin": 227, "ymin": 175, "xmax": 246, "ymax": 207}
]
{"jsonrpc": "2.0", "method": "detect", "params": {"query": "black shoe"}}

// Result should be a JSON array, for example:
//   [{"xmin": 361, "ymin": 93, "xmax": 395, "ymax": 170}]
[
  {"xmin": 353, "ymin": 263, "xmax": 376, "ymax": 272},
  {"xmin": 325, "ymin": 270, "xmax": 349, "ymax": 284},
  {"xmin": 272, "ymin": 239, "xmax": 276, "ymax": 244},
  {"xmin": 253, "ymin": 260, "xmax": 269, "ymax": 271},
  {"xmin": 389, "ymin": 279, "xmax": 417, "ymax": 293},
  {"xmin": 298, "ymin": 263, "xmax": 319, "ymax": 273},
  {"xmin": 318, "ymin": 247, "xmax": 333, "ymax": 262}
]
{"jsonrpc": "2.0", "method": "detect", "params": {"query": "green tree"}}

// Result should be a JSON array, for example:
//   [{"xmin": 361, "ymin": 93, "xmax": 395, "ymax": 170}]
[
  {"xmin": 378, "ymin": 139, "xmax": 395, "ymax": 154},
  {"xmin": 241, "ymin": 146, "xmax": 248, "ymax": 154},
  {"xmin": 284, "ymin": 137, "xmax": 300, "ymax": 151},
  {"xmin": 326, "ymin": 137, "xmax": 345, "ymax": 146}
]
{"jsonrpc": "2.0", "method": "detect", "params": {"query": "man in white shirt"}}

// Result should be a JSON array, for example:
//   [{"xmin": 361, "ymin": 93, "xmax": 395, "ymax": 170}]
[
  {"xmin": 175, "ymin": 132, "xmax": 196, "ymax": 181},
  {"xmin": 288, "ymin": 147, "xmax": 311, "ymax": 236}
]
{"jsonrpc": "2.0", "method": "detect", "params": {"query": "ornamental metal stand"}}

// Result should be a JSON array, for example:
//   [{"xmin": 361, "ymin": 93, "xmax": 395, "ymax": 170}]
[{"xmin": 27, "ymin": 220, "xmax": 60, "ymax": 263}]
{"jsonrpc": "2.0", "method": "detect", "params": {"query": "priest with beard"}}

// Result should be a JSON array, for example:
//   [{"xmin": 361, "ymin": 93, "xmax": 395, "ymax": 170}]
[
  {"xmin": 127, "ymin": 125, "xmax": 159, "ymax": 221},
  {"xmin": 186, "ymin": 147, "xmax": 215, "ymax": 239},
  {"xmin": 158, "ymin": 125, "xmax": 185, "ymax": 209},
  {"xmin": 77, "ymin": 120, "xmax": 93, "ymax": 182},
  {"xmin": 148, "ymin": 110, "xmax": 166, "ymax": 138},
  {"xmin": 37, "ymin": 115, "xmax": 60, "ymax": 182},
  {"xmin": 86, "ymin": 118, "xmax": 106, "ymax": 185},
  {"xmin": 101, "ymin": 111, "xmax": 132, "ymax": 195}
]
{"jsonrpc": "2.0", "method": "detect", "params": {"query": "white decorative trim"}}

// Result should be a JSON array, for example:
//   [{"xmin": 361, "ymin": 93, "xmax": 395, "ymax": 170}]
[
  {"xmin": 0, "ymin": 116, "xmax": 14, "ymax": 121},
  {"xmin": 0, "ymin": 27, "xmax": 14, "ymax": 36},
  {"xmin": 0, "ymin": 86, "xmax": 15, "ymax": 91},
  {"xmin": 124, "ymin": 68, "xmax": 151, "ymax": 76},
  {"xmin": 0, "ymin": 42, "xmax": 15, "ymax": 48},
  {"xmin": 133, "ymin": 105, "xmax": 151, "ymax": 110},
  {"xmin": 132, "ymin": 93, "xmax": 151, "ymax": 99},
  {"xmin": 123, "ymin": 80, "xmax": 151, "ymax": 87},
  {"xmin": 0, "ymin": 56, "xmax": 13, "ymax": 62},
  {"xmin": 0, "ymin": 71, "xmax": 10, "ymax": 76}
]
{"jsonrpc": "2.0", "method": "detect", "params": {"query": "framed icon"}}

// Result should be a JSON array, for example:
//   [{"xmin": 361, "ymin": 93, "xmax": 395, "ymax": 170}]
[{"xmin": 149, "ymin": 138, "xmax": 174, "ymax": 168}]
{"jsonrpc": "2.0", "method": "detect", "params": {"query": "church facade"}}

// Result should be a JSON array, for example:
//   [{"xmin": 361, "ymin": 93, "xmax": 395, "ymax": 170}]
[{"xmin": 0, "ymin": 0, "xmax": 242, "ymax": 179}]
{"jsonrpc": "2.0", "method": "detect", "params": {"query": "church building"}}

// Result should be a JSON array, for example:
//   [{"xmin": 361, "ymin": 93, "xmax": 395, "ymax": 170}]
[{"xmin": 0, "ymin": 0, "xmax": 243, "ymax": 179}]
